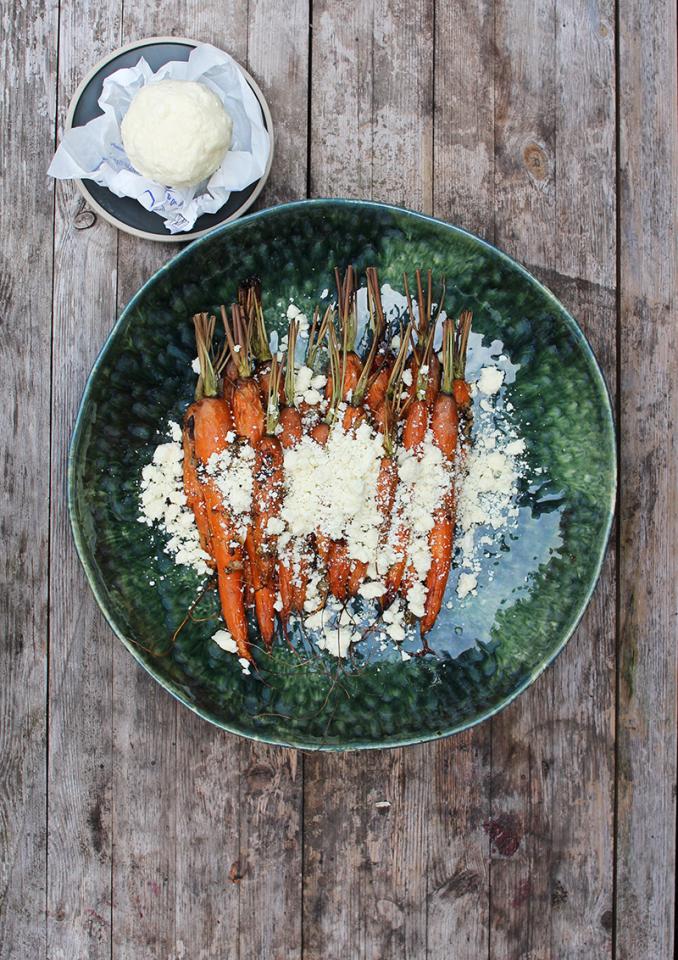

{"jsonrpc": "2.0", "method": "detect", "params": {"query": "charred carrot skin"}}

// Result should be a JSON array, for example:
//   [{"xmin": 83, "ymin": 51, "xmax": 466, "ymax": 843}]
[
  {"xmin": 245, "ymin": 528, "xmax": 276, "ymax": 648},
  {"xmin": 278, "ymin": 405, "xmax": 303, "ymax": 449},
  {"xmin": 232, "ymin": 379, "xmax": 265, "ymax": 445}
]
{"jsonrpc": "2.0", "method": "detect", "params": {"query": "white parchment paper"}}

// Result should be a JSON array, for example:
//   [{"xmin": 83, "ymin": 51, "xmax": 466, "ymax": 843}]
[{"xmin": 49, "ymin": 44, "xmax": 271, "ymax": 233}]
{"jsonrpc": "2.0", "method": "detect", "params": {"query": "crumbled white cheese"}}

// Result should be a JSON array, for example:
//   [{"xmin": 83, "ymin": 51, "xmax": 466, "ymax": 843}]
[
  {"xmin": 358, "ymin": 581, "xmax": 387, "ymax": 600},
  {"xmin": 212, "ymin": 629, "xmax": 238, "ymax": 653},
  {"xmin": 205, "ymin": 443, "xmax": 255, "ymax": 540},
  {"xmin": 138, "ymin": 426, "xmax": 211, "ymax": 575},
  {"xmin": 477, "ymin": 366, "xmax": 504, "ymax": 395},
  {"xmin": 316, "ymin": 624, "xmax": 354, "ymax": 658},
  {"xmin": 191, "ymin": 356, "xmax": 201, "ymax": 374},
  {"xmin": 238, "ymin": 657, "xmax": 252, "ymax": 675},
  {"xmin": 280, "ymin": 421, "xmax": 384, "ymax": 565},
  {"xmin": 456, "ymin": 572, "xmax": 478, "ymax": 599}
]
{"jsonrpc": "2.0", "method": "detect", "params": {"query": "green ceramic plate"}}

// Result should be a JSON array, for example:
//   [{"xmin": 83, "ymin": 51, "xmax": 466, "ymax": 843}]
[{"xmin": 69, "ymin": 199, "xmax": 616, "ymax": 750}]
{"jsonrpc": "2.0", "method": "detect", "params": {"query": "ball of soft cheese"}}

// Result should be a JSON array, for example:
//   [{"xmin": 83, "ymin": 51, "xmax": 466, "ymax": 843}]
[{"xmin": 121, "ymin": 80, "xmax": 233, "ymax": 188}]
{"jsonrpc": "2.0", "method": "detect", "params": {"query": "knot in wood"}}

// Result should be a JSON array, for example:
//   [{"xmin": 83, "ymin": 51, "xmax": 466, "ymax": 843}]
[
  {"xmin": 523, "ymin": 142, "xmax": 549, "ymax": 182},
  {"xmin": 74, "ymin": 208, "xmax": 96, "ymax": 230}
]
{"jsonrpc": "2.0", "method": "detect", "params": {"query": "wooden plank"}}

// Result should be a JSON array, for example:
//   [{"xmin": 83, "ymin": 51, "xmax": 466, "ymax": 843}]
[
  {"xmin": 545, "ymin": 1, "xmax": 617, "ymax": 955},
  {"xmin": 0, "ymin": 0, "xmax": 57, "ymax": 956},
  {"xmin": 426, "ymin": 3, "xmax": 495, "ymax": 957},
  {"xmin": 304, "ymin": 748, "xmax": 428, "ymax": 959},
  {"xmin": 432, "ymin": 0, "xmax": 495, "ymax": 240},
  {"xmin": 490, "ymin": 0, "xmax": 618, "ymax": 956},
  {"xmin": 46, "ymin": 4, "xmax": 122, "ymax": 959},
  {"xmin": 304, "ymin": 3, "xmax": 433, "ymax": 958},
  {"xmin": 616, "ymin": 0, "xmax": 678, "ymax": 956},
  {"xmin": 249, "ymin": 0, "xmax": 310, "ymax": 204},
  {"xmin": 490, "ymin": 0, "xmax": 558, "ymax": 953}
]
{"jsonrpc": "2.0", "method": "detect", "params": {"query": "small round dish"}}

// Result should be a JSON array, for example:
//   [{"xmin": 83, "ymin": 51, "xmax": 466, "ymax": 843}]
[{"xmin": 64, "ymin": 36, "xmax": 274, "ymax": 242}]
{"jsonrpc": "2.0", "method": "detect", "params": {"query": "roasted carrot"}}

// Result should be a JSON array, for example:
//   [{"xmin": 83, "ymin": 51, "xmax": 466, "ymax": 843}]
[
  {"xmin": 365, "ymin": 365, "xmax": 391, "ymax": 417},
  {"xmin": 188, "ymin": 313, "xmax": 252, "ymax": 661},
  {"xmin": 419, "ymin": 511, "xmax": 454, "ymax": 635},
  {"xmin": 341, "ymin": 266, "xmax": 384, "ymax": 433},
  {"xmin": 384, "ymin": 393, "xmax": 428, "ymax": 602},
  {"xmin": 327, "ymin": 540, "xmax": 351, "ymax": 600},
  {"xmin": 252, "ymin": 435, "xmax": 284, "ymax": 583},
  {"xmin": 421, "ymin": 318, "xmax": 463, "ymax": 635},
  {"xmin": 277, "ymin": 319, "xmax": 304, "ymax": 450},
  {"xmin": 325, "ymin": 266, "xmax": 363, "ymax": 401},
  {"xmin": 222, "ymin": 303, "xmax": 265, "ymax": 445},
  {"xmin": 245, "ymin": 528, "xmax": 276, "ymax": 648},
  {"xmin": 453, "ymin": 310, "xmax": 473, "ymax": 443}
]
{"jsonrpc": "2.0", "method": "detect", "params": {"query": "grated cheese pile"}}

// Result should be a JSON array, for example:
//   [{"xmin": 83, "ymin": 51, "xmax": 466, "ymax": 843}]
[
  {"xmin": 205, "ymin": 441, "xmax": 254, "ymax": 540},
  {"xmin": 279, "ymin": 418, "xmax": 384, "ymax": 563},
  {"xmin": 137, "ymin": 423, "xmax": 211, "ymax": 575}
]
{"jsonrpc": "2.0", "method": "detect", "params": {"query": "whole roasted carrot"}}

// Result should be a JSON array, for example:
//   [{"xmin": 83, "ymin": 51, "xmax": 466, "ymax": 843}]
[
  {"xmin": 419, "ymin": 510, "xmax": 454, "ymax": 635},
  {"xmin": 421, "ymin": 317, "xmax": 464, "ymax": 635},
  {"xmin": 249, "ymin": 358, "xmax": 285, "ymax": 646},
  {"xmin": 188, "ymin": 314, "xmax": 252, "ymax": 661}
]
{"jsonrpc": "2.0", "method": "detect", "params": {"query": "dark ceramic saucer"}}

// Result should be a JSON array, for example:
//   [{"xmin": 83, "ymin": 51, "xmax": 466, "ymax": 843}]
[{"xmin": 65, "ymin": 36, "xmax": 274, "ymax": 242}]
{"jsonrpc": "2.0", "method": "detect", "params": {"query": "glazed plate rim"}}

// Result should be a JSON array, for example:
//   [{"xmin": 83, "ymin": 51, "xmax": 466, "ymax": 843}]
[{"xmin": 68, "ymin": 197, "xmax": 617, "ymax": 751}]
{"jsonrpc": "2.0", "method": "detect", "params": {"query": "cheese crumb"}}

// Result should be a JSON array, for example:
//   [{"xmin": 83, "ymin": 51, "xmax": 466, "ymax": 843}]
[
  {"xmin": 212, "ymin": 629, "xmax": 238, "ymax": 653},
  {"xmin": 457, "ymin": 572, "xmax": 478, "ymax": 599},
  {"xmin": 477, "ymin": 366, "xmax": 504, "ymax": 395}
]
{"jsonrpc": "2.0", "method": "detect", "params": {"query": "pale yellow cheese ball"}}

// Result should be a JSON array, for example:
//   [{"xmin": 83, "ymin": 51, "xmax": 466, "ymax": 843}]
[{"xmin": 121, "ymin": 80, "xmax": 233, "ymax": 188}]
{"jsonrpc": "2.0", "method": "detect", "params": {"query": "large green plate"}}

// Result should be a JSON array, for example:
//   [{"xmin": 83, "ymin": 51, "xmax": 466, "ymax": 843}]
[{"xmin": 69, "ymin": 199, "xmax": 616, "ymax": 750}]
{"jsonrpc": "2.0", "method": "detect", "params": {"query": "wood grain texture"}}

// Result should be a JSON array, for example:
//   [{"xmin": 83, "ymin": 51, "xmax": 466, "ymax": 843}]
[
  {"xmin": 248, "ymin": 0, "xmax": 310, "ymax": 204},
  {"xmin": 432, "ymin": 0, "xmax": 495, "ymax": 240},
  {"xmin": 616, "ymin": 0, "xmax": 678, "ymax": 955},
  {"xmin": 0, "ymin": 0, "xmax": 57, "ymax": 956},
  {"xmin": 0, "ymin": 0, "xmax": 676, "ymax": 957},
  {"xmin": 46, "ymin": 3, "xmax": 121, "ymax": 958},
  {"xmin": 489, "ymin": 1, "xmax": 618, "ymax": 956}
]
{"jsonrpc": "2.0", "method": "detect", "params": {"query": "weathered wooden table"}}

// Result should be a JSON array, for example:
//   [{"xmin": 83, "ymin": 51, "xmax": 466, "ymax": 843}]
[{"xmin": 2, "ymin": 1, "xmax": 676, "ymax": 957}]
